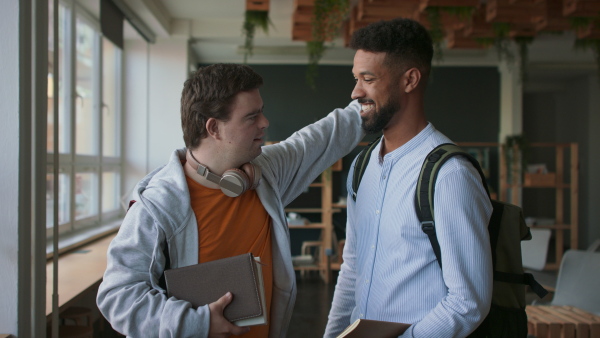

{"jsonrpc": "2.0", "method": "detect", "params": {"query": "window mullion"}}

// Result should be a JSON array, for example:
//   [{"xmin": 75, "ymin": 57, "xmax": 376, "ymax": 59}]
[
  {"xmin": 115, "ymin": 47, "xmax": 123, "ymax": 158},
  {"xmin": 67, "ymin": 3, "xmax": 76, "ymax": 232},
  {"xmin": 45, "ymin": 0, "xmax": 123, "ymax": 241},
  {"xmin": 96, "ymin": 32, "xmax": 103, "ymax": 221}
]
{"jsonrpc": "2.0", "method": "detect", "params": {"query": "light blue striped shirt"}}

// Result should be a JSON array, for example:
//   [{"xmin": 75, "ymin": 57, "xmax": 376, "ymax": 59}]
[{"xmin": 325, "ymin": 124, "xmax": 493, "ymax": 338}]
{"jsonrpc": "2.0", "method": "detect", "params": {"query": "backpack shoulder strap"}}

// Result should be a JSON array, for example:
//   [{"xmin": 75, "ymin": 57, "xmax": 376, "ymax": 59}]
[
  {"xmin": 351, "ymin": 136, "xmax": 382, "ymax": 202},
  {"xmin": 416, "ymin": 143, "xmax": 490, "ymax": 268}
]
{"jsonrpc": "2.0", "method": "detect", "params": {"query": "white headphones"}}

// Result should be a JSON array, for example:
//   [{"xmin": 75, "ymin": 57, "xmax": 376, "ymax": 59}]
[{"xmin": 187, "ymin": 150, "xmax": 261, "ymax": 197}]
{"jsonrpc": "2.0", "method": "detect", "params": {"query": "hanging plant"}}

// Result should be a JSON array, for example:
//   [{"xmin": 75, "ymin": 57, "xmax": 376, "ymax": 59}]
[
  {"xmin": 570, "ymin": 17, "xmax": 600, "ymax": 83},
  {"xmin": 306, "ymin": 41, "xmax": 326, "ymax": 89},
  {"xmin": 569, "ymin": 17, "xmax": 594, "ymax": 32},
  {"xmin": 425, "ymin": 7, "xmax": 445, "ymax": 62},
  {"xmin": 440, "ymin": 6, "xmax": 475, "ymax": 22},
  {"xmin": 424, "ymin": 6, "xmax": 475, "ymax": 62},
  {"xmin": 574, "ymin": 38, "xmax": 600, "ymax": 83},
  {"xmin": 514, "ymin": 36, "xmax": 534, "ymax": 83},
  {"xmin": 242, "ymin": 10, "xmax": 273, "ymax": 64},
  {"xmin": 307, "ymin": 0, "xmax": 350, "ymax": 89},
  {"xmin": 492, "ymin": 23, "xmax": 515, "ymax": 65},
  {"xmin": 475, "ymin": 37, "xmax": 496, "ymax": 48},
  {"xmin": 502, "ymin": 134, "xmax": 529, "ymax": 184}
]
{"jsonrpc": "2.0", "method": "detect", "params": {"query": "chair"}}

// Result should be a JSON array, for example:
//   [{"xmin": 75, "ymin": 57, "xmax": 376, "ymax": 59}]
[
  {"xmin": 299, "ymin": 240, "xmax": 322, "ymax": 278},
  {"xmin": 587, "ymin": 239, "xmax": 600, "ymax": 252},
  {"xmin": 521, "ymin": 228, "xmax": 557, "ymax": 292},
  {"xmin": 521, "ymin": 228, "xmax": 552, "ymax": 271},
  {"xmin": 547, "ymin": 249, "xmax": 600, "ymax": 315}
]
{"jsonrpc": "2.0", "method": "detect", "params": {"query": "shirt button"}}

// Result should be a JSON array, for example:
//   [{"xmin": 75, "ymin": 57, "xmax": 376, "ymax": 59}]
[
  {"xmin": 382, "ymin": 175, "xmax": 386, "ymax": 179},
  {"xmin": 365, "ymin": 279, "xmax": 369, "ymax": 283},
  {"xmin": 371, "ymin": 245, "xmax": 375, "ymax": 249},
  {"xmin": 360, "ymin": 314, "xmax": 364, "ymax": 318},
  {"xmin": 376, "ymin": 210, "xmax": 380, "ymax": 214}
]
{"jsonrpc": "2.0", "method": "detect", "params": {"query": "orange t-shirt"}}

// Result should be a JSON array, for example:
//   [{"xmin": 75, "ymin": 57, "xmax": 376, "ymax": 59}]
[{"xmin": 186, "ymin": 174, "xmax": 273, "ymax": 338}]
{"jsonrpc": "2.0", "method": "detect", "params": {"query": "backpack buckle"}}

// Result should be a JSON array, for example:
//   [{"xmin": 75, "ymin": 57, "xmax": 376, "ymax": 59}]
[{"xmin": 421, "ymin": 221, "xmax": 435, "ymax": 234}]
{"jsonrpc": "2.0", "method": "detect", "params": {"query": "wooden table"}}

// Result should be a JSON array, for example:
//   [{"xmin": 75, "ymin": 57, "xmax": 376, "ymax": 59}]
[
  {"xmin": 526, "ymin": 305, "xmax": 600, "ymax": 338},
  {"xmin": 45, "ymin": 234, "xmax": 115, "ymax": 318}
]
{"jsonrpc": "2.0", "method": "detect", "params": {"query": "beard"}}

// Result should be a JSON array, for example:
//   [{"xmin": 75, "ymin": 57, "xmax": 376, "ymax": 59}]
[{"xmin": 359, "ymin": 92, "xmax": 400, "ymax": 134}]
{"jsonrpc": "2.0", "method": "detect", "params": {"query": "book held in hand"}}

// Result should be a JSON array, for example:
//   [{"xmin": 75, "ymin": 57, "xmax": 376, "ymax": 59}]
[
  {"xmin": 336, "ymin": 318, "xmax": 410, "ymax": 338},
  {"xmin": 164, "ymin": 253, "xmax": 267, "ymax": 326}
]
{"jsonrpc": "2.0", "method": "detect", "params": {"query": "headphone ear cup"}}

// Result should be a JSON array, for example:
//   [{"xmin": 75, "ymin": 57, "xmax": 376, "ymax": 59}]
[
  {"xmin": 240, "ymin": 163, "xmax": 261, "ymax": 190},
  {"xmin": 220, "ymin": 169, "xmax": 250, "ymax": 197}
]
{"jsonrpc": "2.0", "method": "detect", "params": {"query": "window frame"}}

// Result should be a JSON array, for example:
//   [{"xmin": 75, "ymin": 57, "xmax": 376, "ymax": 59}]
[{"xmin": 46, "ymin": 0, "xmax": 124, "ymax": 241}]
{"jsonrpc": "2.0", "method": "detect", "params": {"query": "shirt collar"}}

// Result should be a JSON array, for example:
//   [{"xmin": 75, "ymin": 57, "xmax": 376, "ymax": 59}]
[{"xmin": 377, "ymin": 122, "xmax": 435, "ymax": 164}]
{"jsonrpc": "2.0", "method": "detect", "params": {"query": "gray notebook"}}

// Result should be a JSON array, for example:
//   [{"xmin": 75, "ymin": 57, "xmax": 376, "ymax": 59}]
[{"xmin": 164, "ymin": 253, "xmax": 267, "ymax": 326}]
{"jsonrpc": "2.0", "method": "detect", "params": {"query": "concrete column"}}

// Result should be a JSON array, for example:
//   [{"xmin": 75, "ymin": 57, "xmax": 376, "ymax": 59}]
[
  {"xmin": 0, "ymin": 1, "xmax": 20, "ymax": 334},
  {"xmin": 498, "ymin": 59, "xmax": 523, "ymax": 142}
]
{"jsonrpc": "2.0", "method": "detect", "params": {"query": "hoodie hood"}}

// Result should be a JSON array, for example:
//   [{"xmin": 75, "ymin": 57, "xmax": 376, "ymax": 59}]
[{"xmin": 132, "ymin": 148, "xmax": 193, "ymax": 239}]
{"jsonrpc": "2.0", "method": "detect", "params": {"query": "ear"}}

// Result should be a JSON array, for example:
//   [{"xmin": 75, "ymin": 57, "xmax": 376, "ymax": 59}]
[
  {"xmin": 403, "ymin": 68, "xmax": 422, "ymax": 93},
  {"xmin": 205, "ymin": 118, "xmax": 221, "ymax": 140}
]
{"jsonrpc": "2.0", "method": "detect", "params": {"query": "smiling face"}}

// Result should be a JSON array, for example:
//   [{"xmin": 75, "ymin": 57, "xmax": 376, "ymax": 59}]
[
  {"xmin": 351, "ymin": 50, "xmax": 402, "ymax": 134},
  {"xmin": 216, "ymin": 88, "xmax": 269, "ymax": 165}
]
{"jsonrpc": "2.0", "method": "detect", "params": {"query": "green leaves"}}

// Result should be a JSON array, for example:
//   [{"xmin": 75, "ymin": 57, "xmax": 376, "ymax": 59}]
[
  {"xmin": 306, "ymin": 0, "xmax": 350, "ymax": 89},
  {"xmin": 242, "ymin": 10, "xmax": 273, "ymax": 63}
]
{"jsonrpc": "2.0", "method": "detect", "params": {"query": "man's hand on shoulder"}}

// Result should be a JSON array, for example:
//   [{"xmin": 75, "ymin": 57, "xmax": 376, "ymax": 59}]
[{"xmin": 208, "ymin": 292, "xmax": 251, "ymax": 338}]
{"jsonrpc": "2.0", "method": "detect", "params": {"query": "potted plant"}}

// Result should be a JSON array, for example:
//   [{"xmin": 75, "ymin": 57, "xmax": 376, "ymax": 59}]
[{"xmin": 503, "ymin": 134, "xmax": 529, "ymax": 185}]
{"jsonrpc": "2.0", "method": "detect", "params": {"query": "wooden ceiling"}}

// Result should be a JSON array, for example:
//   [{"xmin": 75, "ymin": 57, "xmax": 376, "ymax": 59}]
[{"xmin": 263, "ymin": 0, "xmax": 600, "ymax": 50}]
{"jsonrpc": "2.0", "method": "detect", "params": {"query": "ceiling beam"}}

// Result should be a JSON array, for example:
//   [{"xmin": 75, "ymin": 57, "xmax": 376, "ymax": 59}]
[
  {"xmin": 121, "ymin": 0, "xmax": 171, "ymax": 38},
  {"xmin": 563, "ymin": 0, "xmax": 600, "ymax": 16}
]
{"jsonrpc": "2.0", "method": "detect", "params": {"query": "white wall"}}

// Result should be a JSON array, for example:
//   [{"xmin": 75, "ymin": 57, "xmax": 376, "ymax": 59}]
[
  {"xmin": 147, "ymin": 38, "xmax": 188, "ymax": 170},
  {"xmin": 123, "ymin": 38, "xmax": 150, "ymax": 200},
  {"xmin": 0, "ymin": 1, "xmax": 20, "ymax": 335},
  {"xmin": 122, "ymin": 37, "xmax": 189, "ymax": 201}
]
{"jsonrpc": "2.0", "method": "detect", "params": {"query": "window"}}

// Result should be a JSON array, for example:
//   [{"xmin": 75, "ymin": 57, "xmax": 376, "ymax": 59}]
[{"xmin": 46, "ymin": 1, "xmax": 123, "ymax": 240}]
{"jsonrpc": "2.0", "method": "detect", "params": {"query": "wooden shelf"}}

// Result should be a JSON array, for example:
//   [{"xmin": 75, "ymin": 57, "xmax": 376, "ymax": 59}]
[
  {"xmin": 332, "ymin": 203, "xmax": 347, "ymax": 209},
  {"xmin": 293, "ymin": 265, "xmax": 322, "ymax": 271},
  {"xmin": 288, "ymin": 224, "xmax": 325, "ymax": 229},
  {"xmin": 285, "ymin": 208, "xmax": 342, "ymax": 213},
  {"xmin": 288, "ymin": 165, "xmax": 336, "ymax": 283},
  {"xmin": 543, "ymin": 262, "xmax": 560, "ymax": 271},
  {"xmin": 329, "ymin": 262, "xmax": 342, "ymax": 270},
  {"xmin": 500, "ymin": 143, "xmax": 578, "ymax": 269},
  {"xmin": 508, "ymin": 183, "xmax": 572, "ymax": 189}
]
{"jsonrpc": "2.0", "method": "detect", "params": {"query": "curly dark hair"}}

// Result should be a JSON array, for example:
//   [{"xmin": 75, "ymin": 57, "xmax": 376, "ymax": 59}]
[
  {"xmin": 181, "ymin": 64, "xmax": 263, "ymax": 149},
  {"xmin": 350, "ymin": 18, "xmax": 433, "ymax": 80}
]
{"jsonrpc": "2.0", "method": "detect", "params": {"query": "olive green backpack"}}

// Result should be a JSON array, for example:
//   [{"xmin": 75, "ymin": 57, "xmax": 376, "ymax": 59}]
[{"xmin": 351, "ymin": 138, "xmax": 548, "ymax": 337}]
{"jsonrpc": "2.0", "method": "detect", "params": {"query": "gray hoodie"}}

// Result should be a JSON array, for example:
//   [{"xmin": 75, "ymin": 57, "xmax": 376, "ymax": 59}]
[{"xmin": 97, "ymin": 101, "xmax": 363, "ymax": 337}]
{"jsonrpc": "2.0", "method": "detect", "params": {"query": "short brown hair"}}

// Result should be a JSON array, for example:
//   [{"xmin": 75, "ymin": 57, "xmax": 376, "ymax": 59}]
[{"xmin": 181, "ymin": 64, "xmax": 263, "ymax": 149}]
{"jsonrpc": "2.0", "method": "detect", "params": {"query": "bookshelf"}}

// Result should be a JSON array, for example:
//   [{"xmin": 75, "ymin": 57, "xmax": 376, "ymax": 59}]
[
  {"xmin": 500, "ymin": 143, "xmax": 579, "ymax": 270},
  {"xmin": 287, "ymin": 162, "xmax": 341, "ymax": 283}
]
